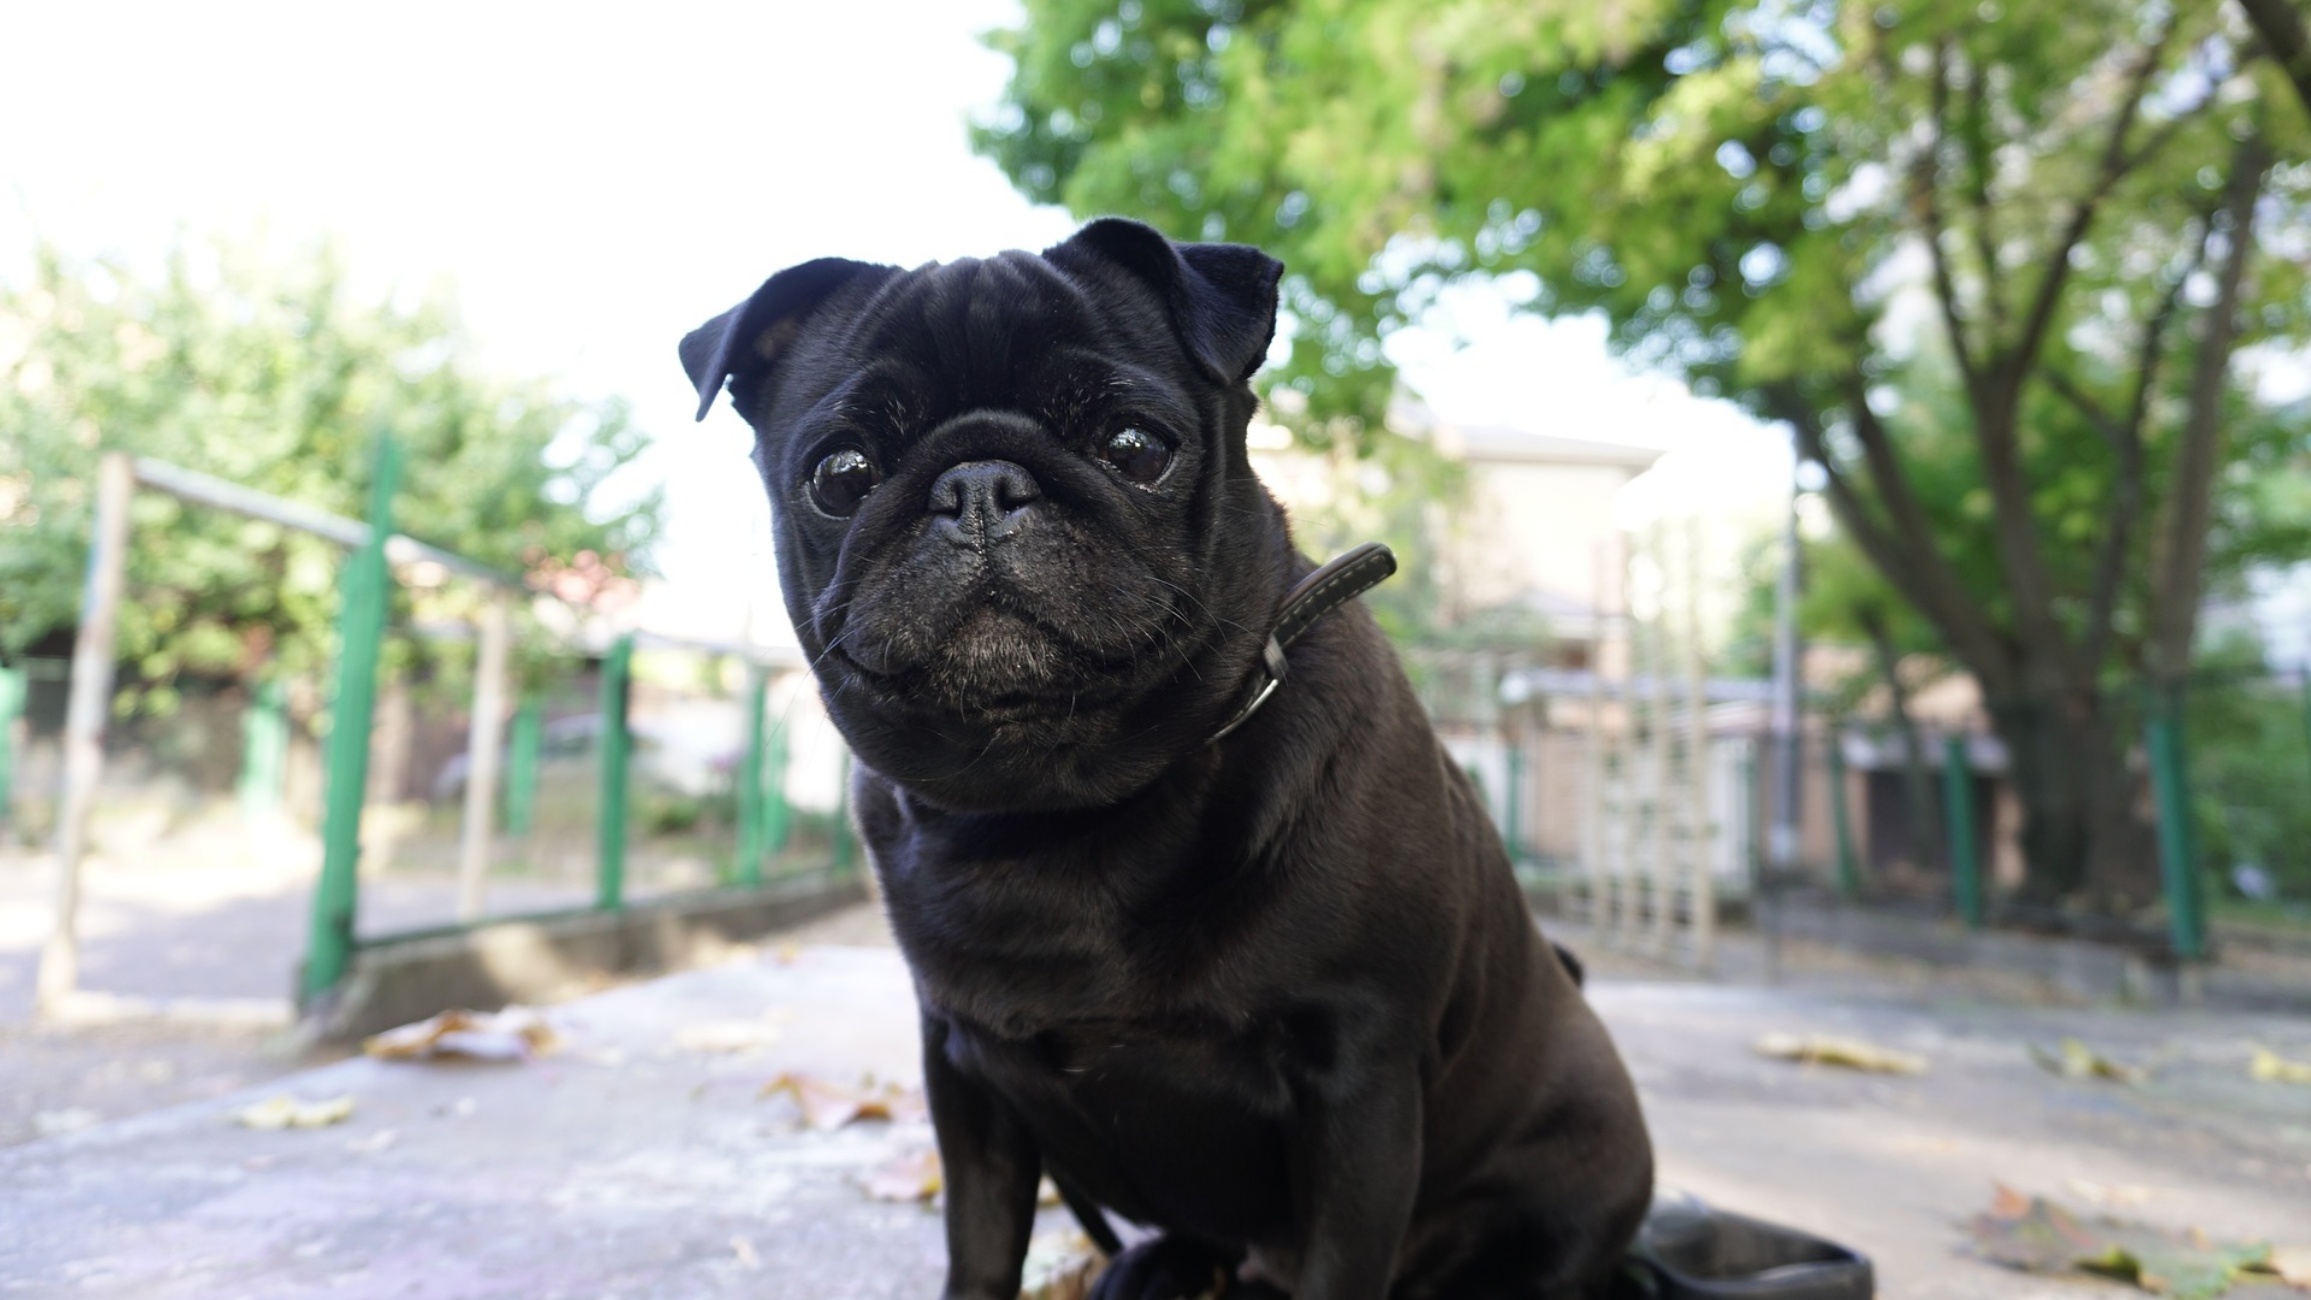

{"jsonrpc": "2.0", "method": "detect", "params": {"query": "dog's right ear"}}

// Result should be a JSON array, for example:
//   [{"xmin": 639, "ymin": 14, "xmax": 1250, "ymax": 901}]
[
  {"xmin": 1049, "ymin": 218, "xmax": 1283, "ymax": 387},
  {"xmin": 680, "ymin": 258, "xmax": 893, "ymax": 421}
]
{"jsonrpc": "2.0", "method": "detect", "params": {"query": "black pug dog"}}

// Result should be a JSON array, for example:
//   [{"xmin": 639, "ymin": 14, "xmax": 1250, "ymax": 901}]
[{"xmin": 680, "ymin": 218, "xmax": 1654, "ymax": 1300}]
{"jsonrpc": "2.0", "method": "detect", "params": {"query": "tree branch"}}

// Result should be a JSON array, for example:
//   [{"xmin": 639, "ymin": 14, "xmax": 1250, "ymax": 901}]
[
  {"xmin": 2070, "ymin": 367, "xmax": 2147, "ymax": 676},
  {"xmin": 2235, "ymin": 0, "xmax": 2311, "ymax": 127},
  {"xmin": 2041, "ymin": 369, "xmax": 2124, "ymax": 446},
  {"xmin": 1961, "ymin": 56, "xmax": 2008, "ymax": 336},
  {"xmin": 2045, "ymin": 222, "xmax": 2203, "ymax": 677},
  {"xmin": 2006, "ymin": 24, "xmax": 2173, "ymax": 386},
  {"xmin": 1914, "ymin": 40, "xmax": 1985, "ymax": 402},
  {"xmin": 1771, "ymin": 381, "xmax": 2016, "ymax": 696},
  {"xmin": 2151, "ymin": 132, "xmax": 2272, "ymax": 678}
]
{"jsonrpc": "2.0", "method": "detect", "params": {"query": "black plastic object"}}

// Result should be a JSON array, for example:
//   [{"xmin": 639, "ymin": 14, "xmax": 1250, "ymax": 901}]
[{"xmin": 1610, "ymin": 1195, "xmax": 1875, "ymax": 1299}]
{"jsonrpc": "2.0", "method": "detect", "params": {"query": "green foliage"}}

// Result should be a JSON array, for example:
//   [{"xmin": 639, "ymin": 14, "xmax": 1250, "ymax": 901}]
[
  {"xmin": 2186, "ymin": 639, "xmax": 2311, "ymax": 903},
  {"xmin": 0, "ymin": 240, "xmax": 660, "ymax": 713},
  {"xmin": 977, "ymin": 0, "xmax": 2311, "ymax": 568},
  {"xmin": 980, "ymin": 0, "xmax": 2311, "ymax": 907},
  {"xmin": 979, "ymin": 0, "xmax": 2288, "ymax": 412},
  {"xmin": 1797, "ymin": 372, "xmax": 2311, "ymax": 683}
]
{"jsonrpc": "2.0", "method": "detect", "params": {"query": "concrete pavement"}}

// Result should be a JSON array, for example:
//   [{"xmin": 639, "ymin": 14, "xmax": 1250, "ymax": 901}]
[{"xmin": 3, "ymin": 911, "xmax": 2310, "ymax": 1298}]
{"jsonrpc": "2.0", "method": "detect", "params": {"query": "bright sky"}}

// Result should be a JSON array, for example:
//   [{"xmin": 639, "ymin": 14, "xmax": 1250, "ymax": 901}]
[{"xmin": 1, "ymin": 0, "xmax": 1790, "ymax": 634}]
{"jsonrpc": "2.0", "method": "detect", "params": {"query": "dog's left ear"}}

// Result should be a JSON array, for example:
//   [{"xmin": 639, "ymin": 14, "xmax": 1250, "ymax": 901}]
[
  {"xmin": 680, "ymin": 258, "xmax": 894, "ymax": 421},
  {"xmin": 1052, "ymin": 218, "xmax": 1284, "ymax": 386}
]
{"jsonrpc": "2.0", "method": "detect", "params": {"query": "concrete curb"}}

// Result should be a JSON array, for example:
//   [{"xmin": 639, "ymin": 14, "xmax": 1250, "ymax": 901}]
[
  {"xmin": 299, "ymin": 871, "xmax": 869, "ymax": 1043},
  {"xmin": 1764, "ymin": 897, "xmax": 2311, "ymax": 1011}
]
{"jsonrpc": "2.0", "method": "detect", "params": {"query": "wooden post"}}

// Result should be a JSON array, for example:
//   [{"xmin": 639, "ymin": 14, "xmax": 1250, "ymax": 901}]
[
  {"xmin": 455, "ymin": 589, "xmax": 511, "ymax": 922},
  {"xmin": 1608, "ymin": 533, "xmax": 1637, "ymax": 946},
  {"xmin": 1645, "ymin": 527, "xmax": 1676, "ymax": 959},
  {"xmin": 1578, "ymin": 541, "xmax": 1609, "ymax": 927},
  {"xmin": 38, "ymin": 451, "xmax": 134, "ymax": 1015},
  {"xmin": 1682, "ymin": 515, "xmax": 1714, "ymax": 972}
]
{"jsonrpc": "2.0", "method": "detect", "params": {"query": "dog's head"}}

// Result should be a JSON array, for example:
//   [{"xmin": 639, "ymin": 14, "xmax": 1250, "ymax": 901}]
[{"xmin": 681, "ymin": 219, "xmax": 1289, "ymax": 812}]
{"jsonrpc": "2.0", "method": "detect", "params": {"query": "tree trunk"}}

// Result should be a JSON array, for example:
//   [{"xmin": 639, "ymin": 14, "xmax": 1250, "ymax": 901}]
[{"xmin": 1987, "ymin": 681, "xmax": 2154, "ymax": 914}]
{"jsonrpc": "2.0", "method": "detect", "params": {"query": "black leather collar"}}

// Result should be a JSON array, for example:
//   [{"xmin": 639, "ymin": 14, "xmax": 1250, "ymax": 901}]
[{"xmin": 1207, "ymin": 542, "xmax": 1398, "ymax": 744}]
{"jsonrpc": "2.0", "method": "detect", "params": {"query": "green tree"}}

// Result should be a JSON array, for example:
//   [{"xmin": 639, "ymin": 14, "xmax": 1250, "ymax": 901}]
[
  {"xmin": 0, "ymin": 240, "xmax": 658, "ymax": 713},
  {"xmin": 978, "ymin": 0, "xmax": 2311, "ymax": 913}
]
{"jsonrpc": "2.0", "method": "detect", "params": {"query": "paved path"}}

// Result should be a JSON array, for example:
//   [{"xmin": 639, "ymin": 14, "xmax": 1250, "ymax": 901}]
[
  {"xmin": 0, "ymin": 851, "xmax": 703, "ymax": 1149},
  {"xmin": 3, "ymin": 916, "xmax": 2308, "ymax": 1299}
]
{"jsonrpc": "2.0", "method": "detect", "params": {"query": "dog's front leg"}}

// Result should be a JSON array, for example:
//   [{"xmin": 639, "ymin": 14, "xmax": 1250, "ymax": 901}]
[
  {"xmin": 1286, "ymin": 1058, "xmax": 1423, "ymax": 1299},
  {"xmin": 923, "ymin": 1013, "xmax": 1041, "ymax": 1300}
]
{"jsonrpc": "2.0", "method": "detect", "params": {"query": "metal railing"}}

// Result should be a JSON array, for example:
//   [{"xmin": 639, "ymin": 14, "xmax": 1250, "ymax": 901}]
[{"xmin": 34, "ymin": 440, "xmax": 850, "ymax": 1019}]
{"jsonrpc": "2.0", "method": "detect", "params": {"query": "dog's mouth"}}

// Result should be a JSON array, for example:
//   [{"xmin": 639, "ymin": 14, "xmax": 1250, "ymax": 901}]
[{"xmin": 832, "ymin": 602, "xmax": 1154, "ymax": 725}]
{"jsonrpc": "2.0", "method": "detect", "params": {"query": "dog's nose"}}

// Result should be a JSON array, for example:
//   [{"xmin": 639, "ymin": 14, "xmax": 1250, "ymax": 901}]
[{"xmin": 926, "ymin": 460, "xmax": 1041, "ymax": 546}]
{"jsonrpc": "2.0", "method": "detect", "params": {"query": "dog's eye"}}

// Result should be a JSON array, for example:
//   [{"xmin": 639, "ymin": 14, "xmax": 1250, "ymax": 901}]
[
  {"xmin": 809, "ymin": 449, "xmax": 883, "ymax": 517},
  {"xmin": 1099, "ymin": 428, "xmax": 1171, "ymax": 484}
]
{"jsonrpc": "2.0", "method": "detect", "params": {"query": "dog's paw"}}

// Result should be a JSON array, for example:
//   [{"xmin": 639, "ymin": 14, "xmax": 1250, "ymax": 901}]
[{"xmin": 1087, "ymin": 1236, "xmax": 1234, "ymax": 1300}]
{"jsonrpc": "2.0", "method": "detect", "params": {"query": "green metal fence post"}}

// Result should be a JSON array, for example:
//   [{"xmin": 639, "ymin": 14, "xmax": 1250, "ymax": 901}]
[
  {"xmin": 1942, "ymin": 734, "xmax": 1982, "ymax": 929},
  {"xmin": 734, "ymin": 667, "xmax": 767, "ymax": 887},
  {"xmin": 0, "ymin": 665, "xmax": 25, "ymax": 824},
  {"xmin": 2298, "ymin": 672, "xmax": 2311, "ymax": 804},
  {"xmin": 305, "ymin": 435, "xmax": 400, "ymax": 1002},
  {"xmin": 2146, "ymin": 681, "xmax": 2206, "ymax": 961},
  {"xmin": 238, "ymin": 678, "xmax": 288, "ymax": 823},
  {"xmin": 1828, "ymin": 731, "xmax": 1860, "ymax": 899},
  {"xmin": 596, "ymin": 635, "xmax": 634, "ymax": 911},
  {"xmin": 503, "ymin": 694, "xmax": 542, "ymax": 838},
  {"xmin": 1503, "ymin": 743, "xmax": 1525, "ymax": 861}
]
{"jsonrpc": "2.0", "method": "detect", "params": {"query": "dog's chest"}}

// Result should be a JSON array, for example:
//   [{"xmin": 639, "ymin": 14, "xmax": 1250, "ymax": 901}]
[
  {"xmin": 879, "ymin": 827, "xmax": 1231, "ymax": 1033},
  {"xmin": 943, "ymin": 1005, "xmax": 1300, "ymax": 1238}
]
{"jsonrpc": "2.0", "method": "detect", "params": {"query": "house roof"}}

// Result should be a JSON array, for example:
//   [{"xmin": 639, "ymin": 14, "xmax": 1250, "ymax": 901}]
[
  {"xmin": 1388, "ymin": 397, "xmax": 1668, "ymax": 470},
  {"xmin": 1443, "ymin": 423, "xmax": 1670, "ymax": 469}
]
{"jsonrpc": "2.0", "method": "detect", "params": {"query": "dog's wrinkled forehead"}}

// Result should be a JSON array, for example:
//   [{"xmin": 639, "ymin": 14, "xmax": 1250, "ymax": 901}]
[
  {"xmin": 680, "ymin": 218, "xmax": 1284, "ymax": 428},
  {"xmin": 845, "ymin": 253, "xmax": 1156, "ymax": 410}
]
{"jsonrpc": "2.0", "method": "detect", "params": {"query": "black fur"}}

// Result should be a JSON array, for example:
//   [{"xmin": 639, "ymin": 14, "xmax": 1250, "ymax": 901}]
[{"xmin": 682, "ymin": 218, "xmax": 1653, "ymax": 1299}]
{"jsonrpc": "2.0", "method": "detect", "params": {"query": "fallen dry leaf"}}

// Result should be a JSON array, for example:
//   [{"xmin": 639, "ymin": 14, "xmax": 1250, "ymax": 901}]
[
  {"xmin": 1968, "ymin": 1184, "xmax": 2276, "ymax": 1298},
  {"xmin": 2249, "ymin": 1046, "xmax": 2311, "ymax": 1085},
  {"xmin": 759, "ymin": 1072, "xmax": 926, "ymax": 1130},
  {"xmin": 860, "ymin": 1147, "xmax": 943, "ymax": 1202},
  {"xmin": 233, "ymin": 1094, "xmax": 355, "ymax": 1129},
  {"xmin": 363, "ymin": 1008, "xmax": 561, "ymax": 1062},
  {"xmin": 1753, "ymin": 1032, "xmax": 1928, "ymax": 1075},
  {"xmin": 2031, "ymin": 1038, "xmax": 2147, "ymax": 1085},
  {"xmin": 2267, "ymin": 1245, "xmax": 2311, "ymax": 1286},
  {"xmin": 1020, "ymin": 1230, "xmax": 1108, "ymax": 1300}
]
